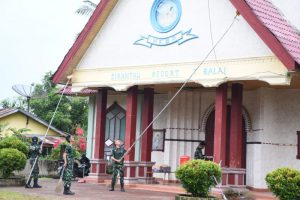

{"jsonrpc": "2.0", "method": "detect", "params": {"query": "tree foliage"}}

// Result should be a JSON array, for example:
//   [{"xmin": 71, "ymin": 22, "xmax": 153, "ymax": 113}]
[
  {"xmin": 76, "ymin": 0, "xmax": 97, "ymax": 16},
  {"xmin": 1, "ymin": 72, "xmax": 88, "ymax": 134}
]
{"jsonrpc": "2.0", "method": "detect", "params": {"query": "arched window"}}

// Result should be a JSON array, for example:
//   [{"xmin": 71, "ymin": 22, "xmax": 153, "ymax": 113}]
[{"xmin": 105, "ymin": 102, "xmax": 126, "ymax": 143}]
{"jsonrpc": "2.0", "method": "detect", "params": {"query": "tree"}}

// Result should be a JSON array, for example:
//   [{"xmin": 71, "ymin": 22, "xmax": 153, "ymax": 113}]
[
  {"xmin": 76, "ymin": 0, "xmax": 97, "ymax": 16},
  {"xmin": 2, "ymin": 72, "xmax": 88, "ymax": 134},
  {"xmin": 0, "ymin": 97, "xmax": 27, "ymax": 110},
  {"xmin": 29, "ymin": 72, "xmax": 88, "ymax": 134}
]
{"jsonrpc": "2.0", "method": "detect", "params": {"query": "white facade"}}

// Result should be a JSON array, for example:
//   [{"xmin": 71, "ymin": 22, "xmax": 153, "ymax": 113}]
[
  {"xmin": 85, "ymin": 88, "xmax": 300, "ymax": 189},
  {"xmin": 75, "ymin": 0, "xmax": 300, "ymax": 190}
]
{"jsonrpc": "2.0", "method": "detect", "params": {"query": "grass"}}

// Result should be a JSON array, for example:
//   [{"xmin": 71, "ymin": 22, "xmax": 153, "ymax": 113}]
[{"xmin": 0, "ymin": 190, "xmax": 47, "ymax": 200}]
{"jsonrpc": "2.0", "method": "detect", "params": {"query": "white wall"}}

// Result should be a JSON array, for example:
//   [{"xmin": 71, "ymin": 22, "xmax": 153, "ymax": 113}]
[
  {"xmin": 252, "ymin": 88, "xmax": 300, "ymax": 189},
  {"xmin": 78, "ymin": 0, "xmax": 273, "ymax": 69},
  {"xmin": 151, "ymin": 88, "xmax": 300, "ymax": 188},
  {"xmin": 87, "ymin": 88, "xmax": 300, "ymax": 188}
]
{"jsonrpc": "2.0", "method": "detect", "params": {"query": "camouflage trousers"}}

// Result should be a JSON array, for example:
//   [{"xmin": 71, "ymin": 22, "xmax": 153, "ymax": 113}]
[
  {"xmin": 29, "ymin": 158, "xmax": 39, "ymax": 179},
  {"xmin": 63, "ymin": 158, "xmax": 74, "ymax": 187},
  {"xmin": 111, "ymin": 164, "xmax": 124, "ymax": 186}
]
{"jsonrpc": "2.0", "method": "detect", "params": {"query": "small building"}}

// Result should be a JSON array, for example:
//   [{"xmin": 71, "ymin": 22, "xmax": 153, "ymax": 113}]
[
  {"xmin": 53, "ymin": 0, "xmax": 300, "ymax": 190},
  {"xmin": 0, "ymin": 108, "xmax": 67, "ymax": 153}
]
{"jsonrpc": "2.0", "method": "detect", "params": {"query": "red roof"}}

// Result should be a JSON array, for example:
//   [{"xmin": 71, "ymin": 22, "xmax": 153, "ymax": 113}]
[
  {"xmin": 58, "ymin": 86, "xmax": 97, "ymax": 96},
  {"xmin": 245, "ymin": 0, "xmax": 300, "ymax": 66},
  {"xmin": 53, "ymin": 0, "xmax": 300, "ymax": 84}
]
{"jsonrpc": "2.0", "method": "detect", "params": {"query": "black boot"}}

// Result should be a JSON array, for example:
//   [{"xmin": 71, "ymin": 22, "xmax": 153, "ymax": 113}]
[
  {"xmin": 25, "ymin": 178, "xmax": 32, "ymax": 189},
  {"xmin": 120, "ymin": 183, "xmax": 125, "ymax": 192},
  {"xmin": 67, "ymin": 187, "xmax": 75, "ymax": 195},
  {"xmin": 63, "ymin": 186, "xmax": 75, "ymax": 195},
  {"xmin": 33, "ymin": 179, "xmax": 42, "ymax": 188},
  {"xmin": 63, "ymin": 186, "xmax": 68, "ymax": 195},
  {"xmin": 109, "ymin": 182, "xmax": 115, "ymax": 191}
]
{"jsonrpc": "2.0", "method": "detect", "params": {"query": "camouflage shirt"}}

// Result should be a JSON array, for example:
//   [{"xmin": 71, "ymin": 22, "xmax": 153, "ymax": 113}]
[
  {"xmin": 112, "ymin": 147, "xmax": 126, "ymax": 165},
  {"xmin": 29, "ymin": 143, "xmax": 41, "ymax": 159}
]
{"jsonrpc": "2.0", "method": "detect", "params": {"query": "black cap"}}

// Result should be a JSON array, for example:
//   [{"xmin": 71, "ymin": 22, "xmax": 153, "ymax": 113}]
[
  {"xmin": 32, "ymin": 136, "xmax": 38, "ymax": 143},
  {"xmin": 66, "ymin": 135, "xmax": 71, "ymax": 143}
]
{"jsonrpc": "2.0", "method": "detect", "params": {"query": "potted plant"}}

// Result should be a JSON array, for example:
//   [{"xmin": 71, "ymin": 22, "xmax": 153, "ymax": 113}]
[{"xmin": 175, "ymin": 160, "xmax": 221, "ymax": 200}]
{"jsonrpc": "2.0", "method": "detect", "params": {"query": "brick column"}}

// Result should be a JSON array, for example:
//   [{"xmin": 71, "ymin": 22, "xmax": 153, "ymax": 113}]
[
  {"xmin": 213, "ymin": 84, "xmax": 228, "ymax": 167},
  {"xmin": 88, "ymin": 89, "xmax": 108, "ymax": 183},
  {"xmin": 141, "ymin": 88, "xmax": 154, "ymax": 162},
  {"xmin": 139, "ymin": 88, "xmax": 155, "ymax": 183},
  {"xmin": 228, "ymin": 83, "xmax": 244, "ymax": 186},
  {"xmin": 229, "ymin": 83, "xmax": 243, "ymax": 168},
  {"xmin": 124, "ymin": 86, "xmax": 139, "ymax": 183}
]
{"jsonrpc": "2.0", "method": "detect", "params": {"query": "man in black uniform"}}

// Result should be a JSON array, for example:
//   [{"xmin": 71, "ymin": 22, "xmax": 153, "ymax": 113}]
[
  {"xmin": 25, "ymin": 136, "xmax": 42, "ymax": 188},
  {"xmin": 109, "ymin": 139, "xmax": 126, "ymax": 192}
]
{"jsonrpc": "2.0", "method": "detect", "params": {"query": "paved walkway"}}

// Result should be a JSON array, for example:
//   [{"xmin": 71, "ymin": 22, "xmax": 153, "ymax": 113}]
[
  {"xmin": 0, "ymin": 179, "xmax": 175, "ymax": 200},
  {"xmin": 0, "ymin": 179, "xmax": 278, "ymax": 200}
]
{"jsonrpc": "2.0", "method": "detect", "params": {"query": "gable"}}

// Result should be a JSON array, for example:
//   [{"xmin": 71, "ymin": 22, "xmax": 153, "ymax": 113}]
[
  {"xmin": 53, "ymin": 0, "xmax": 300, "ymax": 89},
  {"xmin": 0, "ymin": 113, "xmax": 59, "ymax": 136},
  {"xmin": 77, "ymin": 0, "xmax": 274, "ymax": 69}
]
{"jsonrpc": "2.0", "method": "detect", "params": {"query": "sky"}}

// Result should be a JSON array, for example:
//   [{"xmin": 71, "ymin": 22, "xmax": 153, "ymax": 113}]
[
  {"xmin": 0, "ymin": 0, "xmax": 299, "ymax": 103},
  {"xmin": 0, "ymin": 0, "xmax": 97, "ymax": 102}
]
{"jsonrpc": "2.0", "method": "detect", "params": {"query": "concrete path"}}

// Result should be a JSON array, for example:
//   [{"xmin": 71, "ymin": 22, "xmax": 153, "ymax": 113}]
[
  {"xmin": 0, "ymin": 179, "xmax": 175, "ymax": 200},
  {"xmin": 0, "ymin": 179, "xmax": 278, "ymax": 200}
]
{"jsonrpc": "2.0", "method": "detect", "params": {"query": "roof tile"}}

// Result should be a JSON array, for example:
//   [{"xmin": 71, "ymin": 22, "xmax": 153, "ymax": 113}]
[{"xmin": 245, "ymin": 0, "xmax": 300, "ymax": 65}]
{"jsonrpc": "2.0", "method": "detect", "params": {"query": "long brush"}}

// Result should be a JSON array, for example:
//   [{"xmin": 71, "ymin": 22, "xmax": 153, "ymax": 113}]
[{"xmin": 55, "ymin": 167, "xmax": 65, "ymax": 193}]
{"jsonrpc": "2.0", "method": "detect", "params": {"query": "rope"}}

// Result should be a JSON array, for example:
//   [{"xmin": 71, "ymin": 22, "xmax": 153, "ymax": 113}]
[
  {"xmin": 207, "ymin": 0, "xmax": 219, "ymax": 64},
  {"xmin": 121, "ymin": 14, "xmax": 239, "ymax": 161},
  {"xmin": 26, "ymin": 77, "xmax": 72, "ymax": 185}
]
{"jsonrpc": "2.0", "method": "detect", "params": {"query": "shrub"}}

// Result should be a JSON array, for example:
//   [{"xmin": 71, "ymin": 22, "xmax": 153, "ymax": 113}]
[
  {"xmin": 176, "ymin": 160, "xmax": 222, "ymax": 197},
  {"xmin": 0, "ymin": 136, "xmax": 29, "ymax": 156},
  {"xmin": 265, "ymin": 167, "xmax": 300, "ymax": 200},
  {"xmin": 0, "ymin": 148, "xmax": 27, "ymax": 178}
]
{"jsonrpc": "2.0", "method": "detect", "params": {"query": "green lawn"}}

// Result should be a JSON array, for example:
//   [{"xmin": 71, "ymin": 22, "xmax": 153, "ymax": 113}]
[{"xmin": 0, "ymin": 191, "xmax": 47, "ymax": 200}]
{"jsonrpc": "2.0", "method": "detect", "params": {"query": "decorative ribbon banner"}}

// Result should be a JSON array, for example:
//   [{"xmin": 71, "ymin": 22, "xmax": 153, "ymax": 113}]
[{"xmin": 134, "ymin": 29, "xmax": 198, "ymax": 48}]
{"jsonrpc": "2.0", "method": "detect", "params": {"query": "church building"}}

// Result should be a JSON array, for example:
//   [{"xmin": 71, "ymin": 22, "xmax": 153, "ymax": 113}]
[{"xmin": 53, "ymin": 0, "xmax": 300, "ymax": 190}]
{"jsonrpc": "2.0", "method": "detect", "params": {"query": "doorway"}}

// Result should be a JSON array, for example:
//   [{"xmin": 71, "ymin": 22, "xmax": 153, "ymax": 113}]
[{"xmin": 205, "ymin": 105, "xmax": 246, "ymax": 168}]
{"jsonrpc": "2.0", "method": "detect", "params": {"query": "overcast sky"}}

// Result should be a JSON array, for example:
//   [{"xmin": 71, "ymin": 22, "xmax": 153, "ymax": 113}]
[
  {"xmin": 0, "ymin": 0, "xmax": 97, "ymax": 102},
  {"xmin": 0, "ymin": 0, "xmax": 299, "ymax": 103}
]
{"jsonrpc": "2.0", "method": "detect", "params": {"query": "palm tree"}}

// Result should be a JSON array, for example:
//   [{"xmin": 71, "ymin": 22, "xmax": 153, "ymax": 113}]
[{"xmin": 76, "ymin": 0, "xmax": 97, "ymax": 16}]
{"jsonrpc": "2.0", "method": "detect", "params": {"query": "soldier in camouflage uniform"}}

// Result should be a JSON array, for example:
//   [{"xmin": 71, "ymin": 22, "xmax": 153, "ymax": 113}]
[
  {"xmin": 194, "ymin": 141, "xmax": 205, "ymax": 160},
  {"xmin": 25, "ymin": 136, "xmax": 42, "ymax": 189},
  {"xmin": 109, "ymin": 139, "xmax": 126, "ymax": 192},
  {"xmin": 63, "ymin": 135, "xmax": 75, "ymax": 195}
]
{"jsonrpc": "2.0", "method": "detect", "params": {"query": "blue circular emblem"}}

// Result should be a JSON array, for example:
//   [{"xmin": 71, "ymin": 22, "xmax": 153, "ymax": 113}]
[{"xmin": 150, "ymin": 0, "xmax": 182, "ymax": 33}]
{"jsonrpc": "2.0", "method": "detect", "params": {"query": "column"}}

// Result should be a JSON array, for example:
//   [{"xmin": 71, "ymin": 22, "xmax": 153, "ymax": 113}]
[
  {"xmin": 124, "ymin": 86, "xmax": 139, "ymax": 183},
  {"xmin": 229, "ymin": 83, "xmax": 244, "ymax": 185},
  {"xmin": 86, "ymin": 96, "xmax": 95, "ymax": 159},
  {"xmin": 139, "ymin": 88, "xmax": 155, "ymax": 183},
  {"xmin": 213, "ymin": 83, "xmax": 228, "ymax": 167},
  {"xmin": 229, "ymin": 83, "xmax": 243, "ymax": 168},
  {"xmin": 297, "ymin": 131, "xmax": 300, "ymax": 159},
  {"xmin": 89, "ymin": 89, "xmax": 107, "ymax": 183}
]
